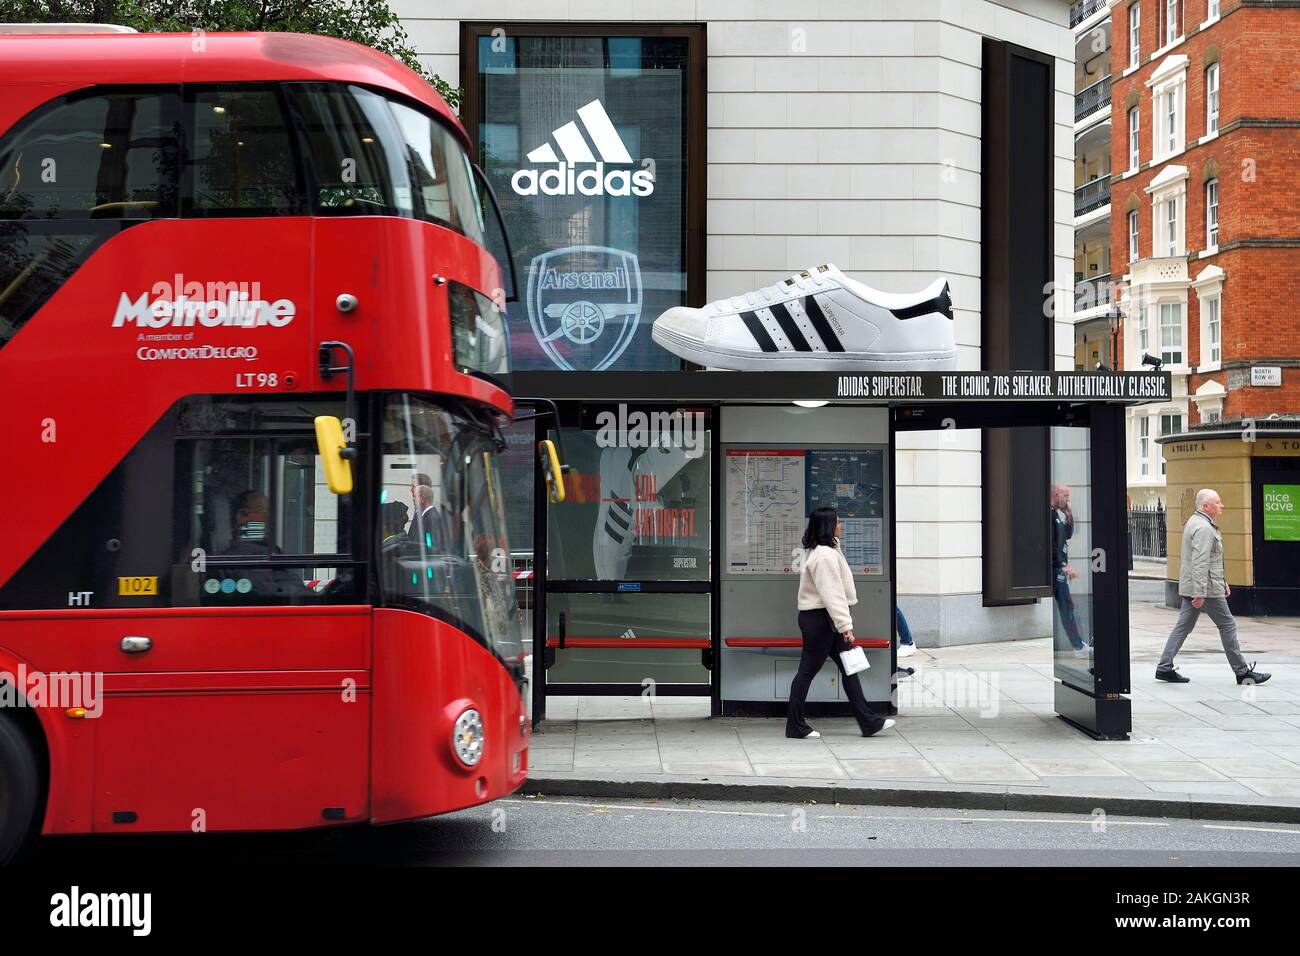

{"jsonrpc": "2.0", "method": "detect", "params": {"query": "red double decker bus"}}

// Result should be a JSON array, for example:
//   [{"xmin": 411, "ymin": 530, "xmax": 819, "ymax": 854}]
[{"xmin": 0, "ymin": 31, "xmax": 543, "ymax": 862}]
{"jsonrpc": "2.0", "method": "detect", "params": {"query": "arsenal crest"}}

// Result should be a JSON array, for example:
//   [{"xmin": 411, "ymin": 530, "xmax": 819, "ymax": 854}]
[{"xmin": 525, "ymin": 245, "xmax": 643, "ymax": 371}]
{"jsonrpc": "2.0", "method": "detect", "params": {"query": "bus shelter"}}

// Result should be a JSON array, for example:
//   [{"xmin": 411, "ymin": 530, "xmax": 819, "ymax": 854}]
[{"xmin": 514, "ymin": 370, "xmax": 1172, "ymax": 740}]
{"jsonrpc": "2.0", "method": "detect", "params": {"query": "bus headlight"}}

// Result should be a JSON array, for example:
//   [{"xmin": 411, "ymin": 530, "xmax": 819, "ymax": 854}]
[{"xmin": 452, "ymin": 708, "xmax": 485, "ymax": 767}]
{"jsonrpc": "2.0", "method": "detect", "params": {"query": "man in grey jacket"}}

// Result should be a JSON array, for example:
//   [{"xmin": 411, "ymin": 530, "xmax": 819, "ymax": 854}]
[{"xmin": 1156, "ymin": 488, "xmax": 1270, "ymax": 685}]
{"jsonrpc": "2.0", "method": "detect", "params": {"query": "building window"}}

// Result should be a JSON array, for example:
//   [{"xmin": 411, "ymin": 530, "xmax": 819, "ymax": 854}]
[
  {"xmin": 1129, "ymin": 208, "xmax": 1140, "ymax": 262},
  {"xmin": 1205, "ymin": 294, "xmax": 1221, "ymax": 365},
  {"xmin": 1162, "ymin": 195, "xmax": 1178, "ymax": 255},
  {"xmin": 1159, "ymin": 414, "xmax": 1182, "ymax": 474},
  {"xmin": 1159, "ymin": 301, "xmax": 1183, "ymax": 366},
  {"xmin": 1205, "ymin": 178, "xmax": 1219, "ymax": 248},
  {"xmin": 1205, "ymin": 63, "xmax": 1219, "ymax": 135},
  {"xmin": 1164, "ymin": 0, "xmax": 1180, "ymax": 46},
  {"xmin": 1130, "ymin": 3, "xmax": 1141, "ymax": 67},
  {"xmin": 1128, "ymin": 107, "xmax": 1140, "ymax": 169},
  {"xmin": 1166, "ymin": 88, "xmax": 1178, "ymax": 153},
  {"xmin": 1139, "ymin": 416, "xmax": 1150, "ymax": 476},
  {"xmin": 1128, "ymin": 3, "xmax": 1138, "ymax": 67},
  {"xmin": 1138, "ymin": 307, "xmax": 1149, "ymax": 353},
  {"xmin": 1205, "ymin": 408, "xmax": 1221, "ymax": 424},
  {"xmin": 1208, "ymin": 0, "xmax": 1220, "ymax": 19}
]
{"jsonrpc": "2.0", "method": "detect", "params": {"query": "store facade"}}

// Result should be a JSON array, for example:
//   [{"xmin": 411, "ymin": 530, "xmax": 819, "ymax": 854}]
[
  {"xmin": 385, "ymin": 1, "xmax": 1182, "ymax": 737},
  {"xmin": 400, "ymin": 0, "xmax": 1081, "ymax": 639}
]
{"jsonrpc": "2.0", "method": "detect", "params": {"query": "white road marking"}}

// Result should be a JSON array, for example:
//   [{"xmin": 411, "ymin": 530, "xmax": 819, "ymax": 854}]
[
  {"xmin": 1202, "ymin": 824, "xmax": 1300, "ymax": 835},
  {"xmin": 503, "ymin": 798, "xmax": 785, "ymax": 818},
  {"xmin": 503, "ymin": 798, "xmax": 1169, "ymax": 826},
  {"xmin": 813, "ymin": 815, "xmax": 1168, "ymax": 827}
]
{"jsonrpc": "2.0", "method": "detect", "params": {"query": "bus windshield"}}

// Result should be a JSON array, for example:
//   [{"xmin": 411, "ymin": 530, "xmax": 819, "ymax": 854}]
[{"xmin": 378, "ymin": 393, "xmax": 522, "ymax": 668}]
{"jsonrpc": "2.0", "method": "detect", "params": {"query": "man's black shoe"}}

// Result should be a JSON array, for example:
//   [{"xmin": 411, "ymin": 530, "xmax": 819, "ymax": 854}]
[
  {"xmin": 1236, "ymin": 664, "xmax": 1271, "ymax": 686},
  {"xmin": 1155, "ymin": 668, "xmax": 1190, "ymax": 683}
]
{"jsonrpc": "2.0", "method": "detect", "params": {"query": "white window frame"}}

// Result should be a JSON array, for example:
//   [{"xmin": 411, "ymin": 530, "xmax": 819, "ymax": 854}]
[
  {"xmin": 1159, "ymin": 300, "xmax": 1183, "ymax": 367},
  {"xmin": 1205, "ymin": 294, "xmax": 1221, "ymax": 366},
  {"xmin": 1192, "ymin": 264, "xmax": 1225, "ymax": 372},
  {"xmin": 1165, "ymin": 0, "xmax": 1180, "ymax": 46},
  {"xmin": 1205, "ymin": 177, "xmax": 1219, "ymax": 250},
  {"xmin": 1128, "ymin": 106, "xmax": 1140, "ymax": 170},
  {"xmin": 1138, "ymin": 305, "xmax": 1149, "ymax": 353},
  {"xmin": 1129, "ymin": 208, "xmax": 1140, "ymax": 262},
  {"xmin": 1139, "ymin": 415, "xmax": 1150, "ymax": 477},
  {"xmin": 1148, "ymin": 56, "xmax": 1188, "ymax": 163},
  {"xmin": 1130, "ymin": 3, "xmax": 1142, "ymax": 68},
  {"xmin": 1166, "ymin": 88, "xmax": 1178, "ymax": 152},
  {"xmin": 1206, "ymin": 0, "xmax": 1220, "ymax": 21},
  {"xmin": 1205, "ymin": 63, "xmax": 1219, "ymax": 136},
  {"xmin": 1159, "ymin": 413, "xmax": 1182, "ymax": 475},
  {"xmin": 1147, "ymin": 163, "xmax": 1188, "ymax": 258}
]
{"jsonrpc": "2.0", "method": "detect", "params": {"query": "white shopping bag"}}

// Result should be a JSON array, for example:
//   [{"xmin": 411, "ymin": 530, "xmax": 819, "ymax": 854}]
[{"xmin": 840, "ymin": 645, "xmax": 869, "ymax": 676}]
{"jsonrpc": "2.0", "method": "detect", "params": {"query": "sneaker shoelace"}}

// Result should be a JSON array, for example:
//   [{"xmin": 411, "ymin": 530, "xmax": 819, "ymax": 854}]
[{"xmin": 724, "ymin": 269, "xmax": 827, "ymax": 311}]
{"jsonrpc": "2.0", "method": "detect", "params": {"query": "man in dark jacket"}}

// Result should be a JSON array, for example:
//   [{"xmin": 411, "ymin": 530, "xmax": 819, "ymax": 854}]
[{"xmin": 1051, "ymin": 482, "xmax": 1087, "ymax": 653}]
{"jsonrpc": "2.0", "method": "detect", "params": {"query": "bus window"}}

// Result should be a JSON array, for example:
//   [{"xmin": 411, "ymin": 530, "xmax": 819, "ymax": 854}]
[
  {"xmin": 185, "ymin": 87, "xmax": 301, "ymax": 216},
  {"xmin": 0, "ymin": 89, "xmax": 179, "ymax": 351},
  {"xmin": 173, "ymin": 407, "xmax": 357, "ymax": 605},
  {"xmin": 290, "ymin": 83, "xmax": 415, "ymax": 217},
  {"xmin": 0, "ymin": 396, "xmax": 359, "ymax": 610},
  {"xmin": 379, "ymin": 394, "xmax": 522, "ymax": 664},
  {"xmin": 388, "ymin": 99, "xmax": 484, "ymax": 243},
  {"xmin": 0, "ymin": 89, "xmax": 179, "ymax": 220}
]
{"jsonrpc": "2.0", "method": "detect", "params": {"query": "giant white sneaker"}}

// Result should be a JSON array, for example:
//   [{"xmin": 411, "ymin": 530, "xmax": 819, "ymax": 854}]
[
  {"xmin": 593, "ymin": 446, "xmax": 636, "ymax": 579},
  {"xmin": 652, "ymin": 264, "xmax": 956, "ymax": 371}
]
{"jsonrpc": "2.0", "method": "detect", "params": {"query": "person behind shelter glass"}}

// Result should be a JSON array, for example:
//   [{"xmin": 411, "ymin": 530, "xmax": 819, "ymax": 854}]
[
  {"xmin": 1155, "ymin": 488, "xmax": 1271, "ymax": 685},
  {"xmin": 1051, "ymin": 482, "xmax": 1088, "ymax": 656},
  {"xmin": 786, "ymin": 507, "xmax": 896, "ymax": 740}
]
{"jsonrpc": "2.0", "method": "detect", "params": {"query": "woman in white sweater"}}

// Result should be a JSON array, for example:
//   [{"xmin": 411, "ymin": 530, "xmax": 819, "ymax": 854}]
[{"xmin": 787, "ymin": 507, "xmax": 896, "ymax": 739}]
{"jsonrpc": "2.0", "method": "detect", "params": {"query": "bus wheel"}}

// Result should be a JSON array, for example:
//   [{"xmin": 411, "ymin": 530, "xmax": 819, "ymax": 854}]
[{"xmin": 0, "ymin": 714, "xmax": 40, "ymax": 865}]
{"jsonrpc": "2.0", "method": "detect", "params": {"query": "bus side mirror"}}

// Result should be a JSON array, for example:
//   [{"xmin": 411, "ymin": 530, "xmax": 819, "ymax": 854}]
[
  {"xmin": 539, "ymin": 438, "xmax": 565, "ymax": 504},
  {"xmin": 315, "ymin": 416, "xmax": 354, "ymax": 495}
]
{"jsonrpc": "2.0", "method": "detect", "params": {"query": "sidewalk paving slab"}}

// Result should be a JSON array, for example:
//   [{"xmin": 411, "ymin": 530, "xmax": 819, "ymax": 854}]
[{"xmin": 524, "ymin": 603, "xmax": 1300, "ymax": 823}]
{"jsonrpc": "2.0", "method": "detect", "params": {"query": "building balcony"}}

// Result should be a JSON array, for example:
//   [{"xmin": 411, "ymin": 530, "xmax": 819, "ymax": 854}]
[
  {"xmin": 1075, "ymin": 74, "xmax": 1112, "ymax": 122},
  {"xmin": 1128, "ymin": 255, "xmax": 1189, "ymax": 291},
  {"xmin": 1074, "ymin": 176, "xmax": 1111, "ymax": 217},
  {"xmin": 1070, "ymin": 0, "xmax": 1107, "ymax": 28},
  {"xmin": 1074, "ymin": 272, "xmax": 1114, "ymax": 314}
]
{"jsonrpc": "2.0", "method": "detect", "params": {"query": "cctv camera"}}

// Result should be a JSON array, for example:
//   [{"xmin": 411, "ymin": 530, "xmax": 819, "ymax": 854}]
[{"xmin": 335, "ymin": 293, "xmax": 358, "ymax": 313}]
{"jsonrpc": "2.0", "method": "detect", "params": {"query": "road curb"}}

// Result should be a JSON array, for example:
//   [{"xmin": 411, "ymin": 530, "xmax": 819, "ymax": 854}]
[{"xmin": 521, "ymin": 772, "xmax": 1300, "ymax": 824}]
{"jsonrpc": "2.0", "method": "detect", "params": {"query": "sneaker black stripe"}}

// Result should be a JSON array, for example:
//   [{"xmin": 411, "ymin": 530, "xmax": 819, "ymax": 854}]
[
  {"xmin": 739, "ymin": 310, "xmax": 779, "ymax": 352},
  {"xmin": 604, "ymin": 520, "xmax": 625, "ymax": 544},
  {"xmin": 769, "ymin": 301, "xmax": 812, "ymax": 352},
  {"xmin": 801, "ymin": 295, "xmax": 844, "ymax": 352},
  {"xmin": 612, "ymin": 496, "xmax": 632, "ymax": 515},
  {"xmin": 891, "ymin": 283, "xmax": 953, "ymax": 321},
  {"xmin": 607, "ymin": 506, "xmax": 631, "ymax": 530}
]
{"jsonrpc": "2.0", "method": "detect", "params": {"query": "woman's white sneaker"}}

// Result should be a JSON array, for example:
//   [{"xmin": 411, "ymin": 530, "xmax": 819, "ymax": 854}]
[{"xmin": 652, "ymin": 264, "xmax": 956, "ymax": 371}]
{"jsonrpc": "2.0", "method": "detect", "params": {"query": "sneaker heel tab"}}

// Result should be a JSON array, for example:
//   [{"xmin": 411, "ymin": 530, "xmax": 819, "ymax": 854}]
[{"xmin": 937, "ymin": 282, "xmax": 953, "ymax": 320}]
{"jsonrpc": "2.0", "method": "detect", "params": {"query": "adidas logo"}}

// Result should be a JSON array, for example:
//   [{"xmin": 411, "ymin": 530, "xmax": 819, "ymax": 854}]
[
  {"xmin": 620, "ymin": 628, "xmax": 637, "ymax": 640},
  {"xmin": 511, "ymin": 99, "xmax": 655, "ymax": 198}
]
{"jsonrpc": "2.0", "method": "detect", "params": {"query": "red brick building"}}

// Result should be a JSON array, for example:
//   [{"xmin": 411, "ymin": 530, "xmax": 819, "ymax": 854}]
[{"xmin": 1109, "ymin": 0, "xmax": 1300, "ymax": 504}]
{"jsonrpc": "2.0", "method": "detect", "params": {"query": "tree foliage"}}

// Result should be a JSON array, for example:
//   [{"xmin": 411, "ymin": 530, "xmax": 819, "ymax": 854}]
[{"xmin": 0, "ymin": 0, "xmax": 461, "ymax": 109}]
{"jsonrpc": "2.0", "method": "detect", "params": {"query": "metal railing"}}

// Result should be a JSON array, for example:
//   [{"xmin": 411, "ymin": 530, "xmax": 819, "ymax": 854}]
[
  {"xmin": 1074, "ymin": 272, "xmax": 1113, "ymax": 312},
  {"xmin": 1070, "ymin": 0, "xmax": 1106, "ymax": 27},
  {"xmin": 1075, "ymin": 74, "xmax": 1112, "ymax": 121},
  {"xmin": 1129, "ymin": 504, "xmax": 1167, "ymax": 559},
  {"xmin": 1074, "ymin": 176, "xmax": 1111, "ymax": 217}
]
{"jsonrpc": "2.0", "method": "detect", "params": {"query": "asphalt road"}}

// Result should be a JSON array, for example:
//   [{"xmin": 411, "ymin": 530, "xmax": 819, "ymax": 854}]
[{"xmin": 22, "ymin": 796, "xmax": 1300, "ymax": 866}]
